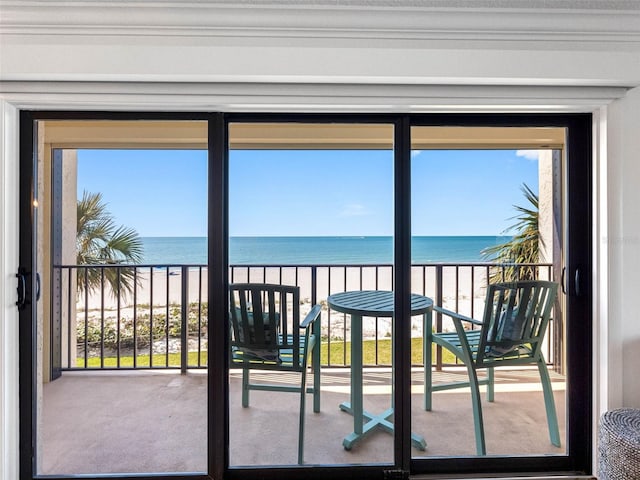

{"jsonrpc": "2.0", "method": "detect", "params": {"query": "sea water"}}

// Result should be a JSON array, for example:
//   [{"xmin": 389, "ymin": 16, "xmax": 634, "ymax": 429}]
[{"xmin": 140, "ymin": 236, "xmax": 511, "ymax": 265}]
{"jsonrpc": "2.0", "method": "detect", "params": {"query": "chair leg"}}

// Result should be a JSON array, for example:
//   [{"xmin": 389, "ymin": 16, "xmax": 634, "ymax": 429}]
[
  {"xmin": 424, "ymin": 311, "xmax": 433, "ymax": 411},
  {"xmin": 298, "ymin": 365, "xmax": 309, "ymax": 465},
  {"xmin": 424, "ymin": 361, "xmax": 432, "ymax": 411},
  {"xmin": 313, "ymin": 349, "xmax": 321, "ymax": 413},
  {"xmin": 486, "ymin": 367, "xmax": 495, "ymax": 403},
  {"xmin": 537, "ymin": 358, "xmax": 561, "ymax": 447},
  {"xmin": 242, "ymin": 368, "xmax": 250, "ymax": 408},
  {"xmin": 466, "ymin": 365, "xmax": 487, "ymax": 456}
]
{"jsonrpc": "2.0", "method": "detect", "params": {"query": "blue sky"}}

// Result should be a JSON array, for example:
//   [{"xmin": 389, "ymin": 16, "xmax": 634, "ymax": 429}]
[{"xmin": 77, "ymin": 148, "xmax": 540, "ymax": 237}]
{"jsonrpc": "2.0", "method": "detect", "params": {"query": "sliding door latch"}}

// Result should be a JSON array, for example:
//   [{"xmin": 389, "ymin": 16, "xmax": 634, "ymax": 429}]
[
  {"xmin": 16, "ymin": 267, "xmax": 27, "ymax": 310},
  {"xmin": 15, "ymin": 268, "xmax": 39, "ymax": 309}
]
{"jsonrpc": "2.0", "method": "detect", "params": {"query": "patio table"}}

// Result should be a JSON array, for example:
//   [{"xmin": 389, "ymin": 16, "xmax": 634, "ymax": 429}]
[{"xmin": 326, "ymin": 290, "xmax": 433, "ymax": 451}]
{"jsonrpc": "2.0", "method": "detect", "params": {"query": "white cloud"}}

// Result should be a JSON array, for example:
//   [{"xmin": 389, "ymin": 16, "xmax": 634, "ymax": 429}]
[
  {"xmin": 411, "ymin": 150, "xmax": 422, "ymax": 158},
  {"xmin": 340, "ymin": 203, "xmax": 368, "ymax": 217},
  {"xmin": 516, "ymin": 150, "xmax": 541, "ymax": 161}
]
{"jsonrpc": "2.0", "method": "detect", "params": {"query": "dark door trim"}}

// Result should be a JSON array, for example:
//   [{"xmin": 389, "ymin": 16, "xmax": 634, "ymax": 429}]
[{"xmin": 18, "ymin": 111, "xmax": 37, "ymax": 480}]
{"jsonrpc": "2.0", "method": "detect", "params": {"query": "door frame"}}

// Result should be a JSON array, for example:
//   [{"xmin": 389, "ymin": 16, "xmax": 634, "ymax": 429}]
[
  {"xmin": 18, "ymin": 111, "xmax": 591, "ymax": 480},
  {"xmin": 406, "ymin": 113, "xmax": 592, "ymax": 476}
]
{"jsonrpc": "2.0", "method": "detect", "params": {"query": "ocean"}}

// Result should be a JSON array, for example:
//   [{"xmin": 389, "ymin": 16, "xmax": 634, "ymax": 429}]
[{"xmin": 140, "ymin": 236, "xmax": 511, "ymax": 265}]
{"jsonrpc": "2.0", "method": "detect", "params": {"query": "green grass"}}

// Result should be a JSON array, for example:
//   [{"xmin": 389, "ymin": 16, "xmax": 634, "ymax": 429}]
[
  {"xmin": 76, "ymin": 337, "xmax": 457, "ymax": 368},
  {"xmin": 77, "ymin": 351, "xmax": 207, "ymax": 368},
  {"xmin": 321, "ymin": 337, "xmax": 457, "ymax": 366}
]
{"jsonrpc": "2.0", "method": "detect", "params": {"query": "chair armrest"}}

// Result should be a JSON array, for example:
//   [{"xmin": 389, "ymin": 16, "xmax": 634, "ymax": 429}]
[
  {"xmin": 433, "ymin": 305, "xmax": 483, "ymax": 327},
  {"xmin": 300, "ymin": 304, "xmax": 322, "ymax": 329}
]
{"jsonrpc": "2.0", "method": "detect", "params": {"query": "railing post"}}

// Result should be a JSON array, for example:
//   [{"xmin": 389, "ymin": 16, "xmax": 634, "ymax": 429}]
[
  {"xmin": 310, "ymin": 266, "xmax": 321, "ymax": 411},
  {"xmin": 181, "ymin": 265, "xmax": 189, "ymax": 374},
  {"xmin": 311, "ymin": 265, "xmax": 317, "ymax": 306},
  {"xmin": 435, "ymin": 264, "xmax": 443, "ymax": 371}
]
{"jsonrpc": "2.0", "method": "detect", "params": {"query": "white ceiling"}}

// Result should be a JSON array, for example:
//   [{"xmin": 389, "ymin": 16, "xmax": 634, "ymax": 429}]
[
  {"xmin": 40, "ymin": 120, "xmax": 566, "ymax": 150},
  {"xmin": 2, "ymin": 0, "xmax": 639, "ymax": 106}
]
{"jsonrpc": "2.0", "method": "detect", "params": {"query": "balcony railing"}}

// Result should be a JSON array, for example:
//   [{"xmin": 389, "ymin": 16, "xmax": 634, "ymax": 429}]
[{"xmin": 52, "ymin": 262, "xmax": 558, "ymax": 373}]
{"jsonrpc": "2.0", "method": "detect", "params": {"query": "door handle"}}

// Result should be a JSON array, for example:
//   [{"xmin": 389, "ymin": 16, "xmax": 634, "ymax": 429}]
[
  {"xmin": 16, "ymin": 268, "xmax": 39, "ymax": 309},
  {"xmin": 36, "ymin": 272, "xmax": 41, "ymax": 302},
  {"xmin": 560, "ymin": 267, "xmax": 581, "ymax": 296},
  {"xmin": 16, "ymin": 270, "xmax": 26, "ymax": 309}
]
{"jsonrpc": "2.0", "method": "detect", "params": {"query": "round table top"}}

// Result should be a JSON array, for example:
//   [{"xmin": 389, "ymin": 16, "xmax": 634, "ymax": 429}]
[{"xmin": 326, "ymin": 290, "xmax": 433, "ymax": 317}]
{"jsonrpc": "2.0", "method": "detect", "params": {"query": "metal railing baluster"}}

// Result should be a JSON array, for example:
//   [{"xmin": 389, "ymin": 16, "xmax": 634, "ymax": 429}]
[
  {"xmin": 66, "ymin": 267, "xmax": 71, "ymax": 368},
  {"xmin": 100, "ymin": 268, "xmax": 105, "ymax": 369},
  {"xmin": 133, "ymin": 268, "xmax": 138, "ymax": 369},
  {"xmin": 181, "ymin": 265, "xmax": 188, "ymax": 374},
  {"xmin": 116, "ymin": 267, "xmax": 121, "ymax": 368},
  {"xmin": 343, "ymin": 266, "xmax": 347, "ymax": 365},
  {"xmin": 166, "ymin": 268, "xmax": 170, "ymax": 367},
  {"xmin": 57, "ymin": 261, "xmax": 557, "ymax": 372},
  {"xmin": 327, "ymin": 266, "xmax": 332, "ymax": 366},
  {"xmin": 149, "ymin": 266, "xmax": 154, "ymax": 368},
  {"xmin": 435, "ymin": 264, "xmax": 443, "ymax": 371},
  {"xmin": 84, "ymin": 268, "xmax": 88, "ymax": 367},
  {"xmin": 198, "ymin": 266, "xmax": 203, "ymax": 368}
]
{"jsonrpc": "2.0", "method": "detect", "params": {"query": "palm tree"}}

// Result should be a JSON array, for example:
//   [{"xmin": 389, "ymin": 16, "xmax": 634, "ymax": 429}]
[
  {"xmin": 77, "ymin": 190, "xmax": 144, "ymax": 295},
  {"xmin": 482, "ymin": 183, "xmax": 542, "ymax": 282}
]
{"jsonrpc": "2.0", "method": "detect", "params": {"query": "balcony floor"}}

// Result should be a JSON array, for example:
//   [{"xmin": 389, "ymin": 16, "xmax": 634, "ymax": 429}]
[{"xmin": 40, "ymin": 367, "xmax": 566, "ymax": 475}]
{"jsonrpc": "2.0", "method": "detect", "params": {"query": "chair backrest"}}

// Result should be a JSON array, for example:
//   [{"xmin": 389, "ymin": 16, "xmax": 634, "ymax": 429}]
[
  {"xmin": 229, "ymin": 283, "xmax": 301, "ymax": 363},
  {"xmin": 476, "ymin": 280, "xmax": 558, "ymax": 366}
]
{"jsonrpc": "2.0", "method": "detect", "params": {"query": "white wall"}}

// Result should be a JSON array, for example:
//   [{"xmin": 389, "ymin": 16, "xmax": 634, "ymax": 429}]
[
  {"xmin": 2, "ymin": 1, "xmax": 640, "ymax": 478},
  {"xmin": 607, "ymin": 87, "xmax": 640, "ymax": 408},
  {"xmin": 2, "ymin": 1, "xmax": 640, "ymax": 88},
  {"xmin": 0, "ymin": 100, "xmax": 20, "ymax": 480}
]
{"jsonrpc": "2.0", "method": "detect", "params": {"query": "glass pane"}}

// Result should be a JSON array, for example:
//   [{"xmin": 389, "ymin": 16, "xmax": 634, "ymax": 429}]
[
  {"xmin": 410, "ymin": 126, "xmax": 567, "ymax": 458},
  {"xmin": 36, "ymin": 121, "xmax": 209, "ymax": 474},
  {"xmin": 227, "ymin": 122, "xmax": 395, "ymax": 467}
]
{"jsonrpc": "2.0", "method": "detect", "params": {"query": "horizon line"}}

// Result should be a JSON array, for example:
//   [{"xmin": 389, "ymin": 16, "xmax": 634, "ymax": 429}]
[{"xmin": 139, "ymin": 234, "xmax": 512, "ymax": 238}]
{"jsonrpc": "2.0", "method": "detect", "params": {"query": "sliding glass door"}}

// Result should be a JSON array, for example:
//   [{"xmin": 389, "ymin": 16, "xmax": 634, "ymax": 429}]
[
  {"xmin": 407, "ymin": 118, "xmax": 591, "ymax": 476},
  {"xmin": 226, "ymin": 121, "xmax": 397, "ymax": 468},
  {"xmin": 18, "ymin": 112, "xmax": 592, "ymax": 480},
  {"xmin": 19, "ymin": 117, "xmax": 211, "ymax": 477},
  {"xmin": 409, "ymin": 128, "xmax": 565, "ymax": 453}
]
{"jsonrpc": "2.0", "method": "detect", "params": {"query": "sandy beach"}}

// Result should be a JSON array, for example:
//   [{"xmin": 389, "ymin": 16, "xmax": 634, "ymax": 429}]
[{"xmin": 73, "ymin": 265, "xmax": 494, "ymax": 344}]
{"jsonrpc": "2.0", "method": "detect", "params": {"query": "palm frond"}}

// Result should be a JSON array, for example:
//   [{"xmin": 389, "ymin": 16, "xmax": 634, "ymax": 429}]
[
  {"xmin": 76, "ymin": 190, "xmax": 144, "ymax": 295},
  {"xmin": 481, "ymin": 183, "xmax": 541, "ymax": 282}
]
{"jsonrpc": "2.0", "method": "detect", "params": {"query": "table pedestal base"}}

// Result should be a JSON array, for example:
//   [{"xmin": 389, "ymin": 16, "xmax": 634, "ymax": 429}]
[{"xmin": 339, "ymin": 402, "xmax": 427, "ymax": 451}]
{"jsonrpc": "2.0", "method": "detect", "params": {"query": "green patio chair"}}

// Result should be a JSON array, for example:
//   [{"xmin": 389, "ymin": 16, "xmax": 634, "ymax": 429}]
[
  {"xmin": 426, "ymin": 280, "xmax": 560, "ymax": 455},
  {"xmin": 229, "ymin": 283, "xmax": 321, "ymax": 464}
]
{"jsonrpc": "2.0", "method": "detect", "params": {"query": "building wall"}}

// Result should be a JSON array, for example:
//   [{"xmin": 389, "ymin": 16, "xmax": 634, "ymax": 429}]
[{"xmin": 2, "ymin": 2, "xmax": 640, "ymax": 478}]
